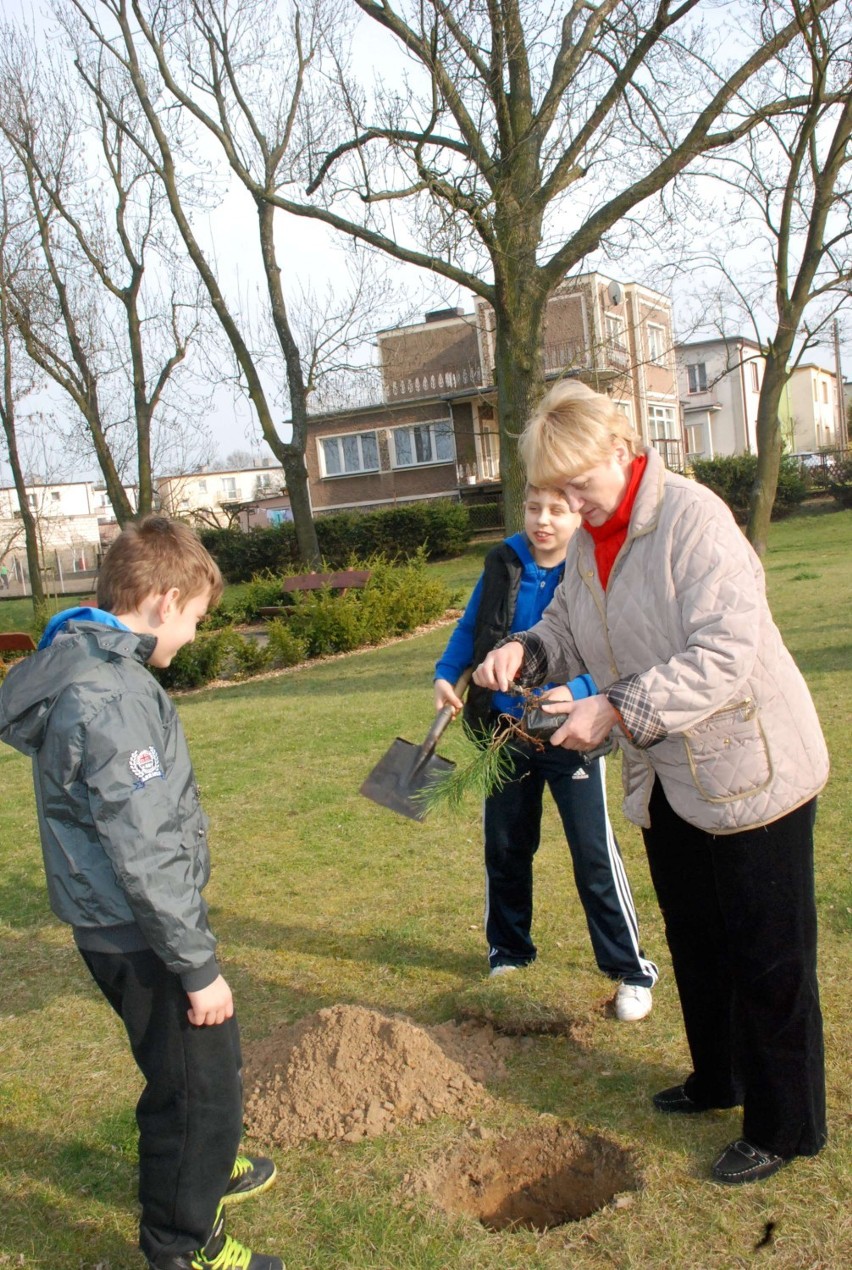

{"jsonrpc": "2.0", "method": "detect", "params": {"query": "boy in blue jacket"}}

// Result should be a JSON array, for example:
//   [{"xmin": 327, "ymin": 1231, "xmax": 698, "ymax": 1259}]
[
  {"xmin": 435, "ymin": 488, "xmax": 657, "ymax": 1019},
  {"xmin": 0, "ymin": 517, "xmax": 281, "ymax": 1269}
]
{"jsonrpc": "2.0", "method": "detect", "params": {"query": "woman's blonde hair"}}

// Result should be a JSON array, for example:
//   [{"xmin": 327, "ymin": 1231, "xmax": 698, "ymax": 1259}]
[{"xmin": 519, "ymin": 380, "xmax": 642, "ymax": 488}]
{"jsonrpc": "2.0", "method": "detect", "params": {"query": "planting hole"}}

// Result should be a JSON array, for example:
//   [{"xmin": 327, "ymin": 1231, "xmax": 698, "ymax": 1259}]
[{"xmin": 420, "ymin": 1121, "xmax": 640, "ymax": 1232}]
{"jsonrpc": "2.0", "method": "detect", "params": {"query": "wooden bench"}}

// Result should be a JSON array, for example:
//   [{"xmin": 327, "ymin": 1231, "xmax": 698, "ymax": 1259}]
[
  {"xmin": 0, "ymin": 631, "xmax": 36, "ymax": 655},
  {"xmin": 258, "ymin": 569, "xmax": 371, "ymax": 618}
]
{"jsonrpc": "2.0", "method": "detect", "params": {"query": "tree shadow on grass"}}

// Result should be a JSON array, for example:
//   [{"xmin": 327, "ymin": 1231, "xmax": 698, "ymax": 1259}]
[
  {"xmin": 0, "ymin": 1118, "xmax": 137, "ymax": 1265},
  {"xmin": 0, "ymin": 867, "xmax": 54, "ymax": 929},
  {"xmin": 216, "ymin": 913, "xmax": 485, "ymax": 981},
  {"xmin": 791, "ymin": 646, "xmax": 852, "ymax": 675}
]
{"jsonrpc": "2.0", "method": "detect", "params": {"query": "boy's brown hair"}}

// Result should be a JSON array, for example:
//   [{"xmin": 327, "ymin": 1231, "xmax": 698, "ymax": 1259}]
[{"xmin": 97, "ymin": 515, "xmax": 223, "ymax": 614}]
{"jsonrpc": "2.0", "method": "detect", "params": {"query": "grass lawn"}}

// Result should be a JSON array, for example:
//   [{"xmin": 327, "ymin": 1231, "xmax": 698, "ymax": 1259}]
[{"xmin": 1, "ymin": 505, "xmax": 850, "ymax": 1269}]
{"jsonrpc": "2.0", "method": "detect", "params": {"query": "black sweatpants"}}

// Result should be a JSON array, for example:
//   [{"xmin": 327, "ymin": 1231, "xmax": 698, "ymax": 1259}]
[
  {"xmin": 484, "ymin": 740, "xmax": 657, "ymax": 987},
  {"xmin": 642, "ymin": 780, "xmax": 826, "ymax": 1158},
  {"xmin": 80, "ymin": 948, "xmax": 243, "ymax": 1261}
]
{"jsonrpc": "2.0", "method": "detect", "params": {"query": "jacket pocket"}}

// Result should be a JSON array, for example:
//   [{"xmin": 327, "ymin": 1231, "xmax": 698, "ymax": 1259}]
[{"xmin": 683, "ymin": 699, "xmax": 773, "ymax": 804}]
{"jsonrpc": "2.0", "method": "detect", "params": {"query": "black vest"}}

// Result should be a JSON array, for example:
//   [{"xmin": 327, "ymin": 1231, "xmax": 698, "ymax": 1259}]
[{"xmin": 463, "ymin": 540, "xmax": 563, "ymax": 735}]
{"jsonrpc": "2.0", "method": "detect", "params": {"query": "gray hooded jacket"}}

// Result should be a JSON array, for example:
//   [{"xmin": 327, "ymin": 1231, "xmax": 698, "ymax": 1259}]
[{"xmin": 0, "ymin": 620, "xmax": 219, "ymax": 991}]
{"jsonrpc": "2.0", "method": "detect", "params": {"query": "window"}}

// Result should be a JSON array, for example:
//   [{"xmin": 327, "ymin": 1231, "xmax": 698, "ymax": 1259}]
[
  {"xmin": 221, "ymin": 477, "xmax": 237, "ymax": 498},
  {"xmin": 320, "ymin": 430, "xmax": 379, "ymax": 477},
  {"xmin": 750, "ymin": 362, "xmax": 760, "ymax": 392},
  {"xmin": 51, "ymin": 490, "xmax": 61, "ymax": 502},
  {"xmin": 197, "ymin": 480, "xmax": 207, "ymax": 493},
  {"xmin": 687, "ymin": 363, "xmax": 708, "ymax": 394},
  {"xmin": 391, "ymin": 421, "xmax": 455, "ymax": 468},
  {"xmin": 647, "ymin": 324, "xmax": 666, "ymax": 365},
  {"xmin": 605, "ymin": 313, "xmax": 625, "ymax": 349},
  {"xmin": 648, "ymin": 405, "xmax": 676, "ymax": 440},
  {"xmin": 685, "ymin": 422, "xmax": 705, "ymax": 456},
  {"xmin": 821, "ymin": 381, "xmax": 828, "ymax": 403}
]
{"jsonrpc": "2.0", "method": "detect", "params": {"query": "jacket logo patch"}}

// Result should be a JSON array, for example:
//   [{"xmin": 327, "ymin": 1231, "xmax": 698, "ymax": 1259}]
[{"xmin": 130, "ymin": 747, "xmax": 164, "ymax": 787}]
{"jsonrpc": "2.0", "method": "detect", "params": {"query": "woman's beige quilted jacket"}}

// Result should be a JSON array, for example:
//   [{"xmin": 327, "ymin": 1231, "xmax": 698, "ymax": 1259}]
[{"xmin": 528, "ymin": 447, "xmax": 829, "ymax": 833}]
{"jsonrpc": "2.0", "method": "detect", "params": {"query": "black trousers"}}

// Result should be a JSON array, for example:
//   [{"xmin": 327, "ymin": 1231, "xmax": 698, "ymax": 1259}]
[
  {"xmin": 642, "ymin": 780, "xmax": 826, "ymax": 1158},
  {"xmin": 484, "ymin": 740, "xmax": 657, "ymax": 987},
  {"xmin": 81, "ymin": 948, "xmax": 243, "ymax": 1261}
]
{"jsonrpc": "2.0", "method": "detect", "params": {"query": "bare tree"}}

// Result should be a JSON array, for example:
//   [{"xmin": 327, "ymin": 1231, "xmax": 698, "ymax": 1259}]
[
  {"xmin": 681, "ymin": 1, "xmax": 852, "ymax": 553},
  {"xmin": 0, "ymin": 24, "xmax": 208, "ymax": 524},
  {"xmin": 65, "ymin": 0, "xmax": 408, "ymax": 568},
  {"xmin": 256, "ymin": 0, "xmax": 839, "ymax": 526},
  {"xmin": 0, "ymin": 163, "xmax": 47, "ymax": 611}
]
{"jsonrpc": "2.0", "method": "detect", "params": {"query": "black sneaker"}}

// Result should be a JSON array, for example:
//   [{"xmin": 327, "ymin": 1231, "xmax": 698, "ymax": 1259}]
[
  {"xmin": 222, "ymin": 1154, "xmax": 278, "ymax": 1205},
  {"xmin": 711, "ymin": 1139, "xmax": 789, "ymax": 1186},
  {"xmin": 148, "ymin": 1205, "xmax": 284, "ymax": 1269}
]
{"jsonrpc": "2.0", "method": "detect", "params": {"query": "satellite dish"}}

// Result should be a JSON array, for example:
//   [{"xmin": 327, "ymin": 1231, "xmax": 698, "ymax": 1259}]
[{"xmin": 608, "ymin": 281, "xmax": 623, "ymax": 307}]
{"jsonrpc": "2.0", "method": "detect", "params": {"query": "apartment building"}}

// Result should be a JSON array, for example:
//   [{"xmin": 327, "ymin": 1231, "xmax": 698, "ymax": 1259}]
[
  {"xmin": 675, "ymin": 337, "xmax": 765, "ymax": 460},
  {"xmin": 302, "ymin": 272, "xmax": 681, "ymax": 518},
  {"xmin": 155, "ymin": 463, "xmax": 286, "ymax": 526},
  {"xmin": 782, "ymin": 363, "xmax": 843, "ymax": 453},
  {"xmin": 0, "ymin": 479, "xmax": 137, "ymax": 590}
]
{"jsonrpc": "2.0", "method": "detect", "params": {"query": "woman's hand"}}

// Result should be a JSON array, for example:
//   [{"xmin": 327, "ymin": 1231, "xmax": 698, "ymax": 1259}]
[
  {"xmin": 434, "ymin": 677, "xmax": 465, "ymax": 715},
  {"xmin": 474, "ymin": 641, "xmax": 524, "ymax": 691},
  {"xmin": 541, "ymin": 694, "xmax": 618, "ymax": 750}
]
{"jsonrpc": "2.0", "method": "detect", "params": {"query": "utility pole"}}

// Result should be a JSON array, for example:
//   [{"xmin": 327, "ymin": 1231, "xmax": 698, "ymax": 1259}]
[{"xmin": 833, "ymin": 319, "xmax": 848, "ymax": 449}]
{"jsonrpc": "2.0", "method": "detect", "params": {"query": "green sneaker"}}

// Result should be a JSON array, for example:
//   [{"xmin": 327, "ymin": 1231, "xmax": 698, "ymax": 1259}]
[
  {"xmin": 222, "ymin": 1154, "xmax": 278, "ymax": 1205},
  {"xmin": 148, "ymin": 1205, "xmax": 283, "ymax": 1270}
]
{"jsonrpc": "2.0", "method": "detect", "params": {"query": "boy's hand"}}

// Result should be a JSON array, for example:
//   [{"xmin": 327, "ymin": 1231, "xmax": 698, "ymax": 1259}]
[
  {"xmin": 434, "ymin": 677, "xmax": 465, "ymax": 715},
  {"xmin": 187, "ymin": 975, "xmax": 234, "ymax": 1027},
  {"xmin": 474, "ymin": 641, "xmax": 524, "ymax": 692}
]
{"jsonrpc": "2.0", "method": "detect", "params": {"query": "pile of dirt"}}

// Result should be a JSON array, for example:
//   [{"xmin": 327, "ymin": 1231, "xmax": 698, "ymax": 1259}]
[{"xmin": 244, "ymin": 1004, "xmax": 516, "ymax": 1147}]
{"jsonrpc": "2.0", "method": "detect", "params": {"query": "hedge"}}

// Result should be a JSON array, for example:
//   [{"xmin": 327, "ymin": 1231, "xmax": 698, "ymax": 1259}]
[
  {"xmin": 200, "ymin": 500, "xmax": 471, "ymax": 583},
  {"xmin": 691, "ymin": 453, "xmax": 807, "ymax": 523}
]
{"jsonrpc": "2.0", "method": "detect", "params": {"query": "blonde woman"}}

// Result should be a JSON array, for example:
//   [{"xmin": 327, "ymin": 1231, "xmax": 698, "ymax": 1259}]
[{"xmin": 474, "ymin": 380, "xmax": 828, "ymax": 1186}]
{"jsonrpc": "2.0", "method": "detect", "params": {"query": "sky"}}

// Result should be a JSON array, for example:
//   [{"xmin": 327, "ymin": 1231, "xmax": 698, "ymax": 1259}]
[{"xmin": 1, "ymin": 0, "xmax": 849, "ymax": 483}]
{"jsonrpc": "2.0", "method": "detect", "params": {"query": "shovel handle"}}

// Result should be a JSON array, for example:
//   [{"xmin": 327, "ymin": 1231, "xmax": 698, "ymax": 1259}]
[{"xmin": 413, "ymin": 670, "xmax": 471, "ymax": 773}]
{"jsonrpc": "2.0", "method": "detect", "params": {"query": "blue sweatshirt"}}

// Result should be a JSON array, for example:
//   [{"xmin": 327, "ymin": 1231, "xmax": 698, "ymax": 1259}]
[{"xmin": 435, "ymin": 532, "xmax": 596, "ymax": 719}]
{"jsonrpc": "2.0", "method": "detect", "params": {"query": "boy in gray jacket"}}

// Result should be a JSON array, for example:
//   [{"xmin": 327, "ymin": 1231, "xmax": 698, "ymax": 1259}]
[{"xmin": 0, "ymin": 517, "xmax": 281, "ymax": 1269}]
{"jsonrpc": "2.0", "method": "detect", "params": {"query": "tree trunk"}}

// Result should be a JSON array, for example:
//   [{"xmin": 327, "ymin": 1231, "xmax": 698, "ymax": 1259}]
[
  {"xmin": 256, "ymin": 199, "xmax": 321, "ymax": 569},
  {"xmin": 1, "ymin": 421, "xmax": 45, "ymax": 611},
  {"xmin": 491, "ymin": 262, "xmax": 549, "ymax": 531},
  {"xmin": 747, "ymin": 342, "xmax": 795, "ymax": 557}
]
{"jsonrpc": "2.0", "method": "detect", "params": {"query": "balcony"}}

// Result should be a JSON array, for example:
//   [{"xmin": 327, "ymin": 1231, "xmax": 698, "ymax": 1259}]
[
  {"xmin": 543, "ymin": 339, "xmax": 587, "ymax": 375},
  {"xmin": 386, "ymin": 360, "xmax": 483, "ymax": 401}
]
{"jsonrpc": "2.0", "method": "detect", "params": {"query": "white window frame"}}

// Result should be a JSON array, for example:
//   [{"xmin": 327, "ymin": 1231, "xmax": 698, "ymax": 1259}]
[
  {"xmin": 605, "ymin": 312, "xmax": 625, "ymax": 350},
  {"xmin": 647, "ymin": 323, "xmax": 666, "ymax": 366},
  {"xmin": 685, "ymin": 422, "xmax": 705, "ymax": 456},
  {"xmin": 749, "ymin": 361, "xmax": 760, "ymax": 392},
  {"xmin": 648, "ymin": 404, "xmax": 677, "ymax": 440},
  {"xmin": 687, "ymin": 363, "xmax": 708, "ymax": 394},
  {"xmin": 389, "ymin": 420, "xmax": 456, "ymax": 469},
  {"xmin": 221, "ymin": 477, "xmax": 237, "ymax": 498},
  {"xmin": 318, "ymin": 430, "xmax": 380, "ymax": 478}
]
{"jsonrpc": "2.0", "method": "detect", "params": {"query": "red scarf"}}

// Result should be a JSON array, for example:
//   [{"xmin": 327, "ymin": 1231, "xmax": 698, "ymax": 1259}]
[{"xmin": 583, "ymin": 454, "xmax": 647, "ymax": 591}]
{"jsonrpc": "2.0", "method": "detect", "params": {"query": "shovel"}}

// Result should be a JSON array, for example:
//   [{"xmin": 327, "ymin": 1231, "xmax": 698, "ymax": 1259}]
[{"xmin": 360, "ymin": 672, "xmax": 470, "ymax": 821}]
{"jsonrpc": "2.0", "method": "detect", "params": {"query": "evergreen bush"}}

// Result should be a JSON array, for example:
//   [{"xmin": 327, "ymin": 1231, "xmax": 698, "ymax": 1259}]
[
  {"xmin": 691, "ymin": 453, "xmax": 806, "ymax": 522},
  {"xmin": 199, "ymin": 500, "xmax": 470, "ymax": 582}
]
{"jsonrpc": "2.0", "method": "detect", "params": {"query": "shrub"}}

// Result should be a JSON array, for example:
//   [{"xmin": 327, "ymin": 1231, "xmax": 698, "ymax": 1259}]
[
  {"xmin": 199, "ymin": 501, "xmax": 471, "ymax": 582},
  {"xmin": 265, "ymin": 620, "xmax": 308, "ymax": 668},
  {"xmin": 691, "ymin": 453, "xmax": 806, "ymax": 522},
  {"xmin": 154, "ymin": 629, "xmax": 233, "ymax": 690}
]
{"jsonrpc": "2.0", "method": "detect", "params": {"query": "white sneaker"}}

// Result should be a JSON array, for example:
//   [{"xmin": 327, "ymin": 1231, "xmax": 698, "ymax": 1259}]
[
  {"xmin": 489, "ymin": 964, "xmax": 521, "ymax": 978},
  {"xmin": 615, "ymin": 983, "xmax": 652, "ymax": 1022}
]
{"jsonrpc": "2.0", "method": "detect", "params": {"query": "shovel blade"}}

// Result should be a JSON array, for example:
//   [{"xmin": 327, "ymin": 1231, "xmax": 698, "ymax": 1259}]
[{"xmin": 360, "ymin": 737, "xmax": 455, "ymax": 821}]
